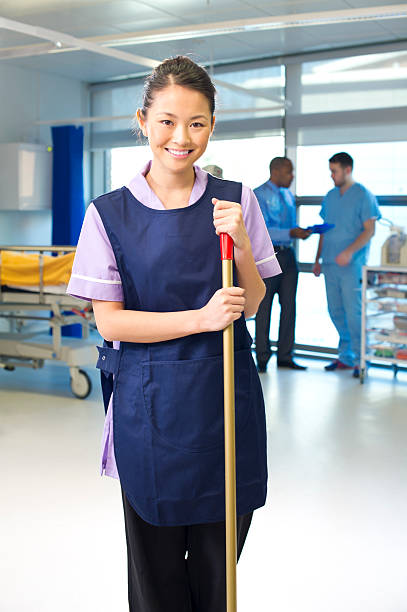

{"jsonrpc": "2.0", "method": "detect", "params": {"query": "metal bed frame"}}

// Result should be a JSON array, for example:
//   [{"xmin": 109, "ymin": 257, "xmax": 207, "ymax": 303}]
[{"xmin": 0, "ymin": 245, "xmax": 97, "ymax": 398}]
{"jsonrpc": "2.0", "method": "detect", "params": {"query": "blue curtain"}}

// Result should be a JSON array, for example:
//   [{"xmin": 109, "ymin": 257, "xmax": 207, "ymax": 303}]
[
  {"xmin": 52, "ymin": 125, "xmax": 85, "ymax": 337},
  {"xmin": 51, "ymin": 125, "xmax": 85, "ymax": 246}
]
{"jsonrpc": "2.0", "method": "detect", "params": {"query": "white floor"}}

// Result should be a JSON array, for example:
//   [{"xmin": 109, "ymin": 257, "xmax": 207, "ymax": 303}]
[{"xmin": 1, "ymin": 358, "xmax": 406, "ymax": 612}]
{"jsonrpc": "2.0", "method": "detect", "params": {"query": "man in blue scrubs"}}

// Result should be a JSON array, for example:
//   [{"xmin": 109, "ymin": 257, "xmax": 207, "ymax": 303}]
[
  {"xmin": 255, "ymin": 157, "xmax": 311, "ymax": 372},
  {"xmin": 313, "ymin": 152, "xmax": 381, "ymax": 378}
]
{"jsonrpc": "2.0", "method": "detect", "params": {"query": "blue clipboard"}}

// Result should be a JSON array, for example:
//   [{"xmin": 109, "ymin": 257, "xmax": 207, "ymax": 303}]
[{"xmin": 306, "ymin": 223, "xmax": 335, "ymax": 234}]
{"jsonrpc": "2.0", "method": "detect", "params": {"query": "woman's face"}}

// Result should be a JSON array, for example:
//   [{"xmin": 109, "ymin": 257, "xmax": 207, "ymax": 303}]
[{"xmin": 137, "ymin": 84, "xmax": 215, "ymax": 176}]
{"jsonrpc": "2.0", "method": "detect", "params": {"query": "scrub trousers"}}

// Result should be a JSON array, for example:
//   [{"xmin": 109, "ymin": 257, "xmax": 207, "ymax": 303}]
[
  {"xmin": 255, "ymin": 246, "xmax": 298, "ymax": 366},
  {"xmin": 122, "ymin": 490, "xmax": 253, "ymax": 612},
  {"xmin": 323, "ymin": 262, "xmax": 362, "ymax": 366}
]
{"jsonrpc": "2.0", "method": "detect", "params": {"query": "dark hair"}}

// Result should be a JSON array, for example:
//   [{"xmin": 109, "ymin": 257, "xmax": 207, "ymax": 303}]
[
  {"xmin": 329, "ymin": 152, "xmax": 353, "ymax": 169},
  {"xmin": 141, "ymin": 56, "xmax": 216, "ymax": 117},
  {"xmin": 269, "ymin": 156, "xmax": 292, "ymax": 174}
]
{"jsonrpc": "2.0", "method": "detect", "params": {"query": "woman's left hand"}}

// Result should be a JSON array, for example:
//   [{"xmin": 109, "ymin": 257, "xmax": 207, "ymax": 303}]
[{"xmin": 212, "ymin": 198, "xmax": 250, "ymax": 251}]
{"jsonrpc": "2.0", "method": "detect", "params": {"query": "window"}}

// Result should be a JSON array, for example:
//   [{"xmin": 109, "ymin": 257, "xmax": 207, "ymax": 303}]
[
  {"xmin": 214, "ymin": 64, "xmax": 285, "ymax": 120},
  {"xmin": 110, "ymin": 146, "xmax": 150, "ymax": 190},
  {"xmin": 246, "ymin": 273, "xmax": 339, "ymax": 351},
  {"xmin": 297, "ymin": 205, "xmax": 322, "ymax": 264},
  {"xmin": 300, "ymin": 51, "xmax": 407, "ymax": 114},
  {"xmin": 295, "ymin": 273, "xmax": 338, "ymax": 348},
  {"xmin": 296, "ymin": 142, "xmax": 407, "ymax": 197},
  {"xmin": 199, "ymin": 135, "xmax": 284, "ymax": 187}
]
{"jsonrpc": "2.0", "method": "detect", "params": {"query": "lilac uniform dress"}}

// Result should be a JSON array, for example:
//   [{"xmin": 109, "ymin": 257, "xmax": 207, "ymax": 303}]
[{"xmin": 67, "ymin": 163, "xmax": 281, "ymax": 479}]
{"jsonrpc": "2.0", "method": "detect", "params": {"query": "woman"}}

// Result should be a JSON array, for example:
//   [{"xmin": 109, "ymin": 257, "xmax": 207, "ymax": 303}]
[{"xmin": 68, "ymin": 55, "xmax": 280, "ymax": 612}]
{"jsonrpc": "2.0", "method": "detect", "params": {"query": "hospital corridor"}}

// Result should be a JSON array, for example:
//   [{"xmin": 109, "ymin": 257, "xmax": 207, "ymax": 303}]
[{"xmin": 1, "ymin": 1, "xmax": 407, "ymax": 611}]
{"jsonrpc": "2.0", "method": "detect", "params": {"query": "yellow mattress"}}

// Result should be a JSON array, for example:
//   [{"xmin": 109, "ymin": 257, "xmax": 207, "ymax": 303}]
[{"xmin": 0, "ymin": 251, "xmax": 75, "ymax": 287}]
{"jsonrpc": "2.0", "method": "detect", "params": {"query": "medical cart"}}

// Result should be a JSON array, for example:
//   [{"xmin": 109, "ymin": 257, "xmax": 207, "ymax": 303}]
[{"xmin": 361, "ymin": 265, "xmax": 407, "ymax": 383}]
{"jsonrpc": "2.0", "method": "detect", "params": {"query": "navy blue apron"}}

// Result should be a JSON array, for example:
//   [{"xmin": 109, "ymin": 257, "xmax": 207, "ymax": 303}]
[{"xmin": 94, "ymin": 174, "xmax": 267, "ymax": 527}]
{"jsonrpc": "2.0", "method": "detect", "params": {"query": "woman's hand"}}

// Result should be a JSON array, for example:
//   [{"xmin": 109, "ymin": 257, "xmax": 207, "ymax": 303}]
[
  {"xmin": 199, "ymin": 287, "xmax": 246, "ymax": 332},
  {"xmin": 212, "ymin": 198, "xmax": 250, "ymax": 251}
]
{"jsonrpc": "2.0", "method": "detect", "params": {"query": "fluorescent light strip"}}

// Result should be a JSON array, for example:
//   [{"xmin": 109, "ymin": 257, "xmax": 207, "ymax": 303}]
[
  {"xmin": 0, "ymin": 16, "xmax": 158, "ymax": 69},
  {"xmin": 93, "ymin": 5, "xmax": 407, "ymax": 46}
]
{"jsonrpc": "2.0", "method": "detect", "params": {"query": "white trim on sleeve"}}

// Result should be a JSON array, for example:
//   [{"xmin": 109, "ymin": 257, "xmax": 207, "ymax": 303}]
[
  {"xmin": 71, "ymin": 273, "xmax": 122, "ymax": 285},
  {"xmin": 255, "ymin": 253, "xmax": 277, "ymax": 266}
]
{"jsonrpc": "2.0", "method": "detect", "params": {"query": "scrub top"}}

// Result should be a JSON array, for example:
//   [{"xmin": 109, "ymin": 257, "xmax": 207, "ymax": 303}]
[
  {"xmin": 67, "ymin": 163, "xmax": 281, "ymax": 479},
  {"xmin": 320, "ymin": 182, "xmax": 381, "ymax": 265},
  {"xmin": 254, "ymin": 180, "xmax": 296, "ymax": 247}
]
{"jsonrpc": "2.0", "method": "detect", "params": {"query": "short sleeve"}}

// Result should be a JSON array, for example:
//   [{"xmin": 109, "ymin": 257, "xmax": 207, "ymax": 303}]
[
  {"xmin": 359, "ymin": 189, "xmax": 381, "ymax": 224},
  {"xmin": 67, "ymin": 203, "xmax": 124, "ymax": 302},
  {"xmin": 241, "ymin": 185, "xmax": 281, "ymax": 279}
]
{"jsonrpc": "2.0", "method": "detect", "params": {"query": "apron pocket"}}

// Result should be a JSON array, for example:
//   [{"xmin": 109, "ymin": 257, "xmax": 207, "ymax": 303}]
[
  {"xmin": 141, "ymin": 349, "xmax": 251, "ymax": 453},
  {"xmin": 96, "ymin": 344, "xmax": 120, "ymax": 415},
  {"xmin": 96, "ymin": 344, "xmax": 120, "ymax": 375}
]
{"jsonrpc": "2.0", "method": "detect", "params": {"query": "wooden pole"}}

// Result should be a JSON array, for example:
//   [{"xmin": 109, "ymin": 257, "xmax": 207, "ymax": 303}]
[{"xmin": 220, "ymin": 233, "xmax": 237, "ymax": 612}]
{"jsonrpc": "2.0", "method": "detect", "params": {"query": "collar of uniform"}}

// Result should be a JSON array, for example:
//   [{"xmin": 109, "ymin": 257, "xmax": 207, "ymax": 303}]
[
  {"xmin": 267, "ymin": 179, "xmax": 281, "ymax": 194},
  {"xmin": 268, "ymin": 180, "xmax": 294, "ymax": 204},
  {"xmin": 126, "ymin": 161, "xmax": 209, "ymax": 209}
]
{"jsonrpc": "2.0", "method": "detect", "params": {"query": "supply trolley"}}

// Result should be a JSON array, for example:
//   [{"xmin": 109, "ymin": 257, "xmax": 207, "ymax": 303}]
[
  {"xmin": 0, "ymin": 246, "xmax": 97, "ymax": 398},
  {"xmin": 361, "ymin": 265, "xmax": 407, "ymax": 383}
]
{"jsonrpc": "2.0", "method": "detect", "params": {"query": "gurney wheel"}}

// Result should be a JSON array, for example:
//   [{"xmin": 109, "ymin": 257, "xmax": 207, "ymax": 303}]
[{"xmin": 70, "ymin": 368, "xmax": 92, "ymax": 399}]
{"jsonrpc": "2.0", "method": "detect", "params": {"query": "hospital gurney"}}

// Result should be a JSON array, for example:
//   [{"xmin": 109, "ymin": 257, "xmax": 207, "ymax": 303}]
[{"xmin": 0, "ymin": 246, "xmax": 97, "ymax": 398}]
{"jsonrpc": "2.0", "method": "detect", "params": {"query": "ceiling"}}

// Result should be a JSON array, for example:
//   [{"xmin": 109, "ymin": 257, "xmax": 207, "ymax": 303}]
[{"xmin": 0, "ymin": 0, "xmax": 406, "ymax": 82}]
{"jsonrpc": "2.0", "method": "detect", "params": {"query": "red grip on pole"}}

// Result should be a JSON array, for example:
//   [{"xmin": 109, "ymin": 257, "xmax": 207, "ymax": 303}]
[{"xmin": 220, "ymin": 233, "xmax": 234, "ymax": 260}]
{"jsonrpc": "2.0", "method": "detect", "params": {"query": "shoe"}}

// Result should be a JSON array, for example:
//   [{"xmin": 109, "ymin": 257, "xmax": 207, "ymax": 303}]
[
  {"xmin": 277, "ymin": 360, "xmax": 307, "ymax": 370},
  {"xmin": 352, "ymin": 367, "xmax": 360, "ymax": 378},
  {"xmin": 257, "ymin": 363, "xmax": 267, "ymax": 373},
  {"xmin": 324, "ymin": 360, "xmax": 353, "ymax": 371}
]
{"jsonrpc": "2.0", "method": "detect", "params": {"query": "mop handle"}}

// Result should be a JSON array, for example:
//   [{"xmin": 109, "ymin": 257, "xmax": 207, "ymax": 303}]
[{"xmin": 220, "ymin": 232, "xmax": 237, "ymax": 612}]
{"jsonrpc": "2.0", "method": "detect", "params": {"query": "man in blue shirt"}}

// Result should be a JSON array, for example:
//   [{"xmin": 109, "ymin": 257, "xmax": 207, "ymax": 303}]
[
  {"xmin": 313, "ymin": 152, "xmax": 381, "ymax": 378},
  {"xmin": 254, "ymin": 156, "xmax": 311, "ymax": 372}
]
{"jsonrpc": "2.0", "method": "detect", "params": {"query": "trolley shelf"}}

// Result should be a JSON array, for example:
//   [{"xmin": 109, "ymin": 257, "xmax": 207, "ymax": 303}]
[
  {"xmin": 364, "ymin": 354, "xmax": 407, "ymax": 365},
  {"xmin": 361, "ymin": 265, "xmax": 407, "ymax": 383}
]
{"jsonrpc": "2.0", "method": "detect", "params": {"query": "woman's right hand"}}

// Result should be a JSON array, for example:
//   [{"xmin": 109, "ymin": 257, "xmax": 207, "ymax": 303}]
[{"xmin": 199, "ymin": 287, "xmax": 246, "ymax": 332}]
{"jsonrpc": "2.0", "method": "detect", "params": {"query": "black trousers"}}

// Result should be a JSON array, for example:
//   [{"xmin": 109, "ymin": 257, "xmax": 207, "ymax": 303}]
[
  {"xmin": 255, "ymin": 246, "xmax": 299, "ymax": 365},
  {"xmin": 122, "ymin": 490, "xmax": 253, "ymax": 612}
]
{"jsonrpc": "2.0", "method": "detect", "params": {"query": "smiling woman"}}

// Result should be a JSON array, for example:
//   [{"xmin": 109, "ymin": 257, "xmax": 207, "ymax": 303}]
[
  {"xmin": 135, "ymin": 57, "xmax": 216, "ymax": 208},
  {"xmin": 67, "ymin": 55, "xmax": 281, "ymax": 612},
  {"xmin": 136, "ymin": 84, "xmax": 215, "ymax": 208}
]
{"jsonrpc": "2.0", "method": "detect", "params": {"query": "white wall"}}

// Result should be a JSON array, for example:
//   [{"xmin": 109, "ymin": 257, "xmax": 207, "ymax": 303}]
[{"xmin": 0, "ymin": 63, "xmax": 89, "ymax": 246}]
